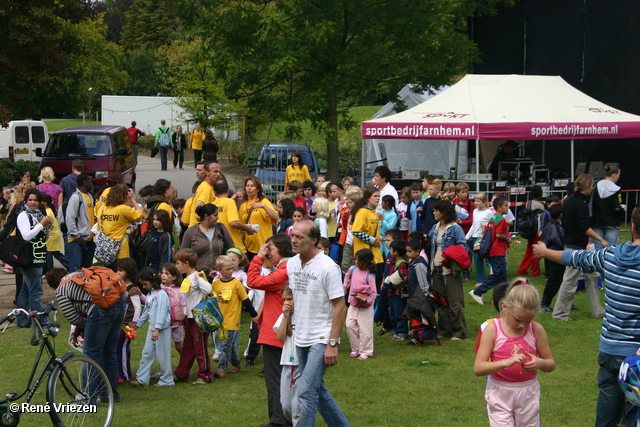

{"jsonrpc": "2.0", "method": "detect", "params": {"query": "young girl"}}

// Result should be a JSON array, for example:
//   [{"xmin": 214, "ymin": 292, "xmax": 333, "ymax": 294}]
[
  {"xmin": 131, "ymin": 268, "xmax": 174, "ymax": 387},
  {"xmin": 340, "ymin": 188, "xmax": 362, "ymax": 276},
  {"xmin": 379, "ymin": 195, "xmax": 399, "ymax": 258},
  {"xmin": 115, "ymin": 258, "xmax": 142, "ymax": 383},
  {"xmin": 287, "ymin": 207, "xmax": 307, "ymax": 236},
  {"xmin": 160, "ymin": 263, "xmax": 186, "ymax": 354},
  {"xmin": 146, "ymin": 209, "xmax": 173, "ymax": 271},
  {"xmin": 274, "ymin": 285, "xmax": 300, "ymax": 426},
  {"xmin": 42, "ymin": 194, "xmax": 69, "ymax": 272},
  {"xmin": 303, "ymin": 180, "xmax": 316, "ymax": 216},
  {"xmin": 474, "ymin": 280, "xmax": 555, "ymax": 426},
  {"xmin": 316, "ymin": 182, "xmax": 327, "ymax": 199},
  {"xmin": 343, "ymin": 249, "xmax": 377, "ymax": 360},
  {"xmin": 351, "ymin": 188, "xmax": 383, "ymax": 266},
  {"xmin": 285, "ymin": 150, "xmax": 312, "ymax": 190},
  {"xmin": 311, "ymin": 196, "xmax": 329, "ymax": 238},
  {"xmin": 465, "ymin": 193, "xmax": 493, "ymax": 287},
  {"xmin": 277, "ymin": 198, "xmax": 295, "ymax": 234},
  {"xmin": 397, "ymin": 187, "xmax": 410, "ymax": 241}
]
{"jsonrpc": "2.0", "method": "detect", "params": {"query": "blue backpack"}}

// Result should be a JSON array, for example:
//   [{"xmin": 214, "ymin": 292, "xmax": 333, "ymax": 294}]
[
  {"xmin": 192, "ymin": 297, "xmax": 226, "ymax": 339},
  {"xmin": 474, "ymin": 221, "xmax": 494, "ymax": 259},
  {"xmin": 159, "ymin": 128, "xmax": 170, "ymax": 147}
]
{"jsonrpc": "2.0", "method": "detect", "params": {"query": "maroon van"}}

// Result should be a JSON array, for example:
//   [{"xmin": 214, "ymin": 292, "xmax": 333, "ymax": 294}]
[{"xmin": 36, "ymin": 125, "xmax": 136, "ymax": 190}]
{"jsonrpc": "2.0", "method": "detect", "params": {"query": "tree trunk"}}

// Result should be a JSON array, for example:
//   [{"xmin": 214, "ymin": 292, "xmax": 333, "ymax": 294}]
[{"xmin": 325, "ymin": 88, "xmax": 340, "ymax": 180}]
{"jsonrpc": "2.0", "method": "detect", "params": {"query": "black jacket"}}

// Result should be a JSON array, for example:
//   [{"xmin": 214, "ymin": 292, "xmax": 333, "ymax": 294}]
[
  {"xmin": 592, "ymin": 183, "xmax": 624, "ymax": 228},
  {"xmin": 173, "ymin": 132, "xmax": 187, "ymax": 151},
  {"xmin": 562, "ymin": 192, "xmax": 591, "ymax": 249},
  {"xmin": 202, "ymin": 136, "xmax": 219, "ymax": 162}
]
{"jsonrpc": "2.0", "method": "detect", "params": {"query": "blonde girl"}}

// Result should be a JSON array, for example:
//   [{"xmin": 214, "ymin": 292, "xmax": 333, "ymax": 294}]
[
  {"xmin": 465, "ymin": 193, "xmax": 494, "ymax": 287},
  {"xmin": 474, "ymin": 278, "xmax": 555, "ymax": 426},
  {"xmin": 274, "ymin": 285, "xmax": 300, "ymax": 425},
  {"xmin": 311, "ymin": 196, "xmax": 329, "ymax": 238},
  {"xmin": 160, "ymin": 263, "xmax": 186, "ymax": 354}
]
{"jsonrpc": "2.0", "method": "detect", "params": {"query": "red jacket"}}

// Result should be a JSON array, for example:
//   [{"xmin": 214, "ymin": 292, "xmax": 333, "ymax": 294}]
[
  {"xmin": 442, "ymin": 244, "xmax": 471, "ymax": 271},
  {"xmin": 247, "ymin": 256, "xmax": 288, "ymax": 348}
]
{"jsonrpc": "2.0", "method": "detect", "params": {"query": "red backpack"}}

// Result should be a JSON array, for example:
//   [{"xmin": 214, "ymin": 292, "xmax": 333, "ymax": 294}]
[{"xmin": 60, "ymin": 266, "xmax": 126, "ymax": 309}]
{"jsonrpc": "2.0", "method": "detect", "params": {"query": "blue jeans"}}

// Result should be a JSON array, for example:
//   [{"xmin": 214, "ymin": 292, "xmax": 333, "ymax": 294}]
[
  {"xmin": 218, "ymin": 330, "xmax": 241, "ymax": 371},
  {"xmin": 296, "ymin": 344, "xmax": 349, "ymax": 427},
  {"xmin": 66, "ymin": 240, "xmax": 95, "ymax": 273},
  {"xmin": 17, "ymin": 266, "xmax": 49, "ymax": 328},
  {"xmin": 593, "ymin": 227, "xmax": 620, "ymax": 250},
  {"xmin": 474, "ymin": 256, "xmax": 507, "ymax": 297},
  {"xmin": 470, "ymin": 237, "xmax": 487, "ymax": 283},
  {"xmin": 596, "ymin": 352, "xmax": 637, "ymax": 427},
  {"xmin": 47, "ymin": 251, "xmax": 70, "ymax": 272},
  {"xmin": 83, "ymin": 296, "xmax": 126, "ymax": 403},
  {"xmin": 159, "ymin": 146, "xmax": 169, "ymax": 170},
  {"xmin": 388, "ymin": 295, "xmax": 408, "ymax": 337}
]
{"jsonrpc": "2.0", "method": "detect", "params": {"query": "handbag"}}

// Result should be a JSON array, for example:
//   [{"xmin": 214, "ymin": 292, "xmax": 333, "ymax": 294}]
[
  {"xmin": 150, "ymin": 146, "xmax": 159, "ymax": 157},
  {"xmin": 0, "ymin": 235, "xmax": 34, "ymax": 268},
  {"xmin": 94, "ymin": 231, "xmax": 124, "ymax": 265}
]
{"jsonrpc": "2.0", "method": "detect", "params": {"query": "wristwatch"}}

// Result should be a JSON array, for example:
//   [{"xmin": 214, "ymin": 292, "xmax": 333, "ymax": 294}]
[{"xmin": 329, "ymin": 338, "xmax": 340, "ymax": 347}]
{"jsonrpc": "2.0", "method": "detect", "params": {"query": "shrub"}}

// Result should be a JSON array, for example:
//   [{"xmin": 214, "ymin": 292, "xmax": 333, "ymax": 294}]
[{"xmin": 0, "ymin": 159, "xmax": 40, "ymax": 187}]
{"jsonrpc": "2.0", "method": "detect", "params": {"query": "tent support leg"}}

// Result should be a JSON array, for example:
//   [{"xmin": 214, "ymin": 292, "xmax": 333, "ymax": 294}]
[
  {"xmin": 570, "ymin": 139, "xmax": 575, "ymax": 182},
  {"xmin": 361, "ymin": 136, "xmax": 367, "ymax": 187},
  {"xmin": 475, "ymin": 138, "xmax": 480, "ymax": 192}
]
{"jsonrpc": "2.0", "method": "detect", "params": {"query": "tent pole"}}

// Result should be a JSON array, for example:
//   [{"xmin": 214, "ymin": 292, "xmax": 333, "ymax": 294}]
[
  {"xmin": 361, "ymin": 136, "xmax": 367, "ymax": 187},
  {"xmin": 570, "ymin": 139, "xmax": 575, "ymax": 182},
  {"xmin": 475, "ymin": 138, "xmax": 480, "ymax": 191},
  {"xmin": 455, "ymin": 140, "xmax": 460, "ymax": 179}
]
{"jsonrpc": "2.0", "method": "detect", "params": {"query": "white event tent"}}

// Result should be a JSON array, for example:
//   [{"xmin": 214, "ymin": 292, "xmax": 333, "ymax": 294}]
[{"xmin": 361, "ymin": 74, "xmax": 640, "ymax": 187}]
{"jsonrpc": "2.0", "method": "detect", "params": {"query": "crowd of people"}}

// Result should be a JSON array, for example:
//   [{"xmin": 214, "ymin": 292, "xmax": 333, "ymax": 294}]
[{"xmin": 2, "ymin": 142, "xmax": 637, "ymax": 426}]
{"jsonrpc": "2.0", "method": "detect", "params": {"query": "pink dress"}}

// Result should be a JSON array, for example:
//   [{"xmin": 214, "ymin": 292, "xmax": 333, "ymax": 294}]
[
  {"xmin": 491, "ymin": 317, "xmax": 537, "ymax": 382},
  {"xmin": 37, "ymin": 183, "xmax": 63, "ymax": 211}
]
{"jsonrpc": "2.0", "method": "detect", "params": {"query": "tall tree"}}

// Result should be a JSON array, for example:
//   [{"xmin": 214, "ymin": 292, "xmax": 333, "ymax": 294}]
[
  {"xmin": 0, "ymin": 0, "xmax": 92, "ymax": 124},
  {"xmin": 120, "ymin": 0, "xmax": 176, "ymax": 51},
  {"xmin": 92, "ymin": 0, "xmax": 135, "ymax": 44},
  {"xmin": 180, "ymin": 0, "xmax": 508, "ymax": 178}
]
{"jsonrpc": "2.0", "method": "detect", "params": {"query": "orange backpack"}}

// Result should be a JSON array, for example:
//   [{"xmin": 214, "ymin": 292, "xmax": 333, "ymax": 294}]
[{"xmin": 60, "ymin": 266, "xmax": 126, "ymax": 309}]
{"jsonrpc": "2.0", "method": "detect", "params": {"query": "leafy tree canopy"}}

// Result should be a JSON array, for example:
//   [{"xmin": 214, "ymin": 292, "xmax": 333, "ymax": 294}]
[{"xmin": 120, "ymin": 0, "xmax": 176, "ymax": 51}]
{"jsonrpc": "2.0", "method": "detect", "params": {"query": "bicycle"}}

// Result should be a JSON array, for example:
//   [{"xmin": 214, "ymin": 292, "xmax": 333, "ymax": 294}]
[{"xmin": 0, "ymin": 301, "xmax": 114, "ymax": 426}]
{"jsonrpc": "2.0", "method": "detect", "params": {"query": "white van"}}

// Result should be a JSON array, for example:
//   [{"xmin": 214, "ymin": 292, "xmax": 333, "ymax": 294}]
[{"xmin": 0, "ymin": 120, "xmax": 49, "ymax": 162}]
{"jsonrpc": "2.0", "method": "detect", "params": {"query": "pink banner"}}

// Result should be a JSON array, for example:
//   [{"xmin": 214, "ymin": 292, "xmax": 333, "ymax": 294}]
[{"xmin": 361, "ymin": 122, "xmax": 477, "ymax": 139}]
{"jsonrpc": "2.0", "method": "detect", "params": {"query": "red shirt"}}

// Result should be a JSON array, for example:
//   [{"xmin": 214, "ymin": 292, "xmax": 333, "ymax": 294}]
[
  {"xmin": 489, "ymin": 214, "xmax": 510, "ymax": 257},
  {"xmin": 294, "ymin": 196, "xmax": 306, "ymax": 210},
  {"xmin": 247, "ymin": 256, "xmax": 287, "ymax": 348},
  {"xmin": 127, "ymin": 127, "xmax": 144, "ymax": 145}
]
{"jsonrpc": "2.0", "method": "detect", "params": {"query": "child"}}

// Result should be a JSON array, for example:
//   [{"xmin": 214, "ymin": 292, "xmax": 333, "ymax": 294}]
[
  {"xmin": 212, "ymin": 255, "xmax": 259, "ymax": 379},
  {"xmin": 379, "ymin": 195, "xmax": 399, "ymax": 258},
  {"xmin": 277, "ymin": 198, "xmax": 295, "ymax": 234},
  {"xmin": 288, "ymin": 180, "xmax": 306, "ymax": 210},
  {"xmin": 130, "ymin": 267, "xmax": 174, "ymax": 387},
  {"xmin": 405, "ymin": 239, "xmax": 433, "ymax": 346},
  {"xmin": 343, "ymin": 249, "xmax": 377, "ymax": 360},
  {"xmin": 115, "ymin": 258, "xmax": 142, "ymax": 383},
  {"xmin": 42, "ymin": 194, "xmax": 70, "ymax": 272},
  {"xmin": 470, "ymin": 196, "xmax": 512, "ymax": 305},
  {"xmin": 316, "ymin": 182, "xmax": 327, "ymax": 199},
  {"xmin": 516, "ymin": 185, "xmax": 545, "ymax": 277},
  {"xmin": 491, "ymin": 194, "xmax": 516, "ymax": 227},
  {"xmin": 174, "ymin": 249, "xmax": 214, "ymax": 385},
  {"xmin": 317, "ymin": 237, "xmax": 331, "ymax": 255},
  {"xmin": 160, "ymin": 263, "xmax": 186, "ymax": 354},
  {"xmin": 341, "ymin": 176, "xmax": 354, "ymax": 192},
  {"xmin": 539, "ymin": 204, "xmax": 566, "ymax": 312},
  {"xmin": 397, "ymin": 187, "xmax": 410, "ymax": 241},
  {"xmin": 146, "ymin": 209, "xmax": 173, "ymax": 272},
  {"xmin": 173, "ymin": 198, "xmax": 186, "ymax": 245},
  {"xmin": 287, "ymin": 207, "xmax": 307, "ymax": 236},
  {"xmin": 407, "ymin": 182, "xmax": 425, "ymax": 233},
  {"xmin": 340, "ymin": 188, "xmax": 362, "ymax": 275},
  {"xmin": 473, "ymin": 280, "xmax": 510, "ymax": 354},
  {"xmin": 465, "ymin": 193, "xmax": 493, "ymax": 287},
  {"xmin": 408, "ymin": 231, "xmax": 429, "ymax": 263},
  {"xmin": 442, "ymin": 182, "xmax": 456, "ymax": 200},
  {"xmin": 285, "ymin": 150, "xmax": 312, "ymax": 190},
  {"xmin": 473, "ymin": 280, "xmax": 555, "ymax": 426},
  {"xmin": 384, "ymin": 239, "xmax": 409, "ymax": 341},
  {"xmin": 274, "ymin": 285, "xmax": 300, "ymax": 426},
  {"xmin": 453, "ymin": 182, "xmax": 474, "ymax": 235},
  {"xmin": 311, "ymin": 196, "xmax": 329, "ymax": 238},
  {"xmin": 302, "ymin": 180, "xmax": 316, "ymax": 216}
]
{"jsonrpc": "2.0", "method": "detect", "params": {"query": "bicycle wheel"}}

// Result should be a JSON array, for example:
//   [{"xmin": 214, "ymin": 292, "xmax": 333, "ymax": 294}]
[{"xmin": 47, "ymin": 354, "xmax": 114, "ymax": 427}]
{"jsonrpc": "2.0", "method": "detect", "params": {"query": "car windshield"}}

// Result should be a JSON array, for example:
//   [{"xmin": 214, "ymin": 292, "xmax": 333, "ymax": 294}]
[
  {"xmin": 44, "ymin": 133, "xmax": 112, "ymax": 157},
  {"xmin": 259, "ymin": 148, "xmax": 315, "ymax": 172}
]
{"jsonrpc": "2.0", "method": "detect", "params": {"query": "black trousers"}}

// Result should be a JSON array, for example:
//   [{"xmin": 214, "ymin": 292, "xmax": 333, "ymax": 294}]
[
  {"xmin": 193, "ymin": 149, "xmax": 202, "ymax": 166},
  {"xmin": 173, "ymin": 149, "xmax": 184, "ymax": 168},
  {"xmin": 541, "ymin": 259, "xmax": 566, "ymax": 307},
  {"xmin": 263, "ymin": 345, "xmax": 286, "ymax": 425}
]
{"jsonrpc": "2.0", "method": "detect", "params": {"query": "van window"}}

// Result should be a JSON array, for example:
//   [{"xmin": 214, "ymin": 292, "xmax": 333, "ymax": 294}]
[
  {"xmin": 45, "ymin": 133, "xmax": 113, "ymax": 157},
  {"xmin": 31, "ymin": 127, "xmax": 46, "ymax": 144},
  {"xmin": 113, "ymin": 132, "xmax": 127, "ymax": 151},
  {"xmin": 15, "ymin": 126, "xmax": 29, "ymax": 144}
]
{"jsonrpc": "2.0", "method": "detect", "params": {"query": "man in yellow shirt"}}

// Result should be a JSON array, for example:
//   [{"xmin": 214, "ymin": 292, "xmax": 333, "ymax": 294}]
[
  {"xmin": 189, "ymin": 123, "xmax": 206, "ymax": 167},
  {"xmin": 213, "ymin": 178, "xmax": 255, "ymax": 252},
  {"xmin": 188, "ymin": 163, "xmax": 217, "ymax": 227}
]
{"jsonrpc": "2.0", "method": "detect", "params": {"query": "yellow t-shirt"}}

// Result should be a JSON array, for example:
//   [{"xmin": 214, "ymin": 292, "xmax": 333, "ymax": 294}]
[
  {"xmin": 327, "ymin": 200, "xmax": 337, "ymax": 238},
  {"xmin": 98, "ymin": 204, "xmax": 143, "ymax": 259},
  {"xmin": 213, "ymin": 196, "xmax": 246, "ymax": 252},
  {"xmin": 156, "ymin": 201, "xmax": 173, "ymax": 221},
  {"xmin": 239, "ymin": 198, "xmax": 276, "ymax": 254},
  {"xmin": 188, "ymin": 181, "xmax": 216, "ymax": 227},
  {"xmin": 46, "ymin": 207, "xmax": 62, "ymax": 251},
  {"xmin": 351, "ymin": 206, "xmax": 383, "ymax": 264},
  {"xmin": 285, "ymin": 165, "xmax": 311, "ymax": 186},
  {"xmin": 189, "ymin": 130, "xmax": 206, "ymax": 151},
  {"xmin": 211, "ymin": 277, "xmax": 248, "ymax": 331},
  {"xmin": 181, "ymin": 197, "xmax": 194, "ymax": 225},
  {"xmin": 94, "ymin": 187, "xmax": 111, "ymax": 218}
]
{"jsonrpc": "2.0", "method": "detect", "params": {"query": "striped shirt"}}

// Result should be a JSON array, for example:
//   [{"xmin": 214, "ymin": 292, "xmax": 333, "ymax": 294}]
[{"xmin": 55, "ymin": 276, "xmax": 94, "ymax": 327}]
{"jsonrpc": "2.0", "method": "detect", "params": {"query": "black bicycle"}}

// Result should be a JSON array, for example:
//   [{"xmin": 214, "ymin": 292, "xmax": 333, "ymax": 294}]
[{"xmin": 0, "ymin": 301, "xmax": 114, "ymax": 426}]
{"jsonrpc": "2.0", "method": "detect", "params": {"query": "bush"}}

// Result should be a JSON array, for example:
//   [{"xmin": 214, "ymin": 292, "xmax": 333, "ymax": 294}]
[
  {"xmin": 139, "ymin": 135, "xmax": 156, "ymax": 148},
  {"xmin": 0, "ymin": 159, "xmax": 41, "ymax": 187}
]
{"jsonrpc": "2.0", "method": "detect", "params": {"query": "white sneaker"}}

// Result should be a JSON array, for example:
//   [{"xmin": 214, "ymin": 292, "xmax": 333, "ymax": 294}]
[{"xmin": 469, "ymin": 290, "xmax": 484, "ymax": 305}]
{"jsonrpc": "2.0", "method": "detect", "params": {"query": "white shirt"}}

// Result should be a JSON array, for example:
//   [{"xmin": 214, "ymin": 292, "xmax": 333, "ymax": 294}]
[
  {"xmin": 182, "ymin": 272, "xmax": 212, "ymax": 317},
  {"xmin": 466, "ymin": 208, "xmax": 495, "ymax": 239},
  {"xmin": 376, "ymin": 182, "xmax": 399, "ymax": 213},
  {"xmin": 273, "ymin": 313, "xmax": 297, "ymax": 366},
  {"xmin": 287, "ymin": 251, "xmax": 343, "ymax": 347}
]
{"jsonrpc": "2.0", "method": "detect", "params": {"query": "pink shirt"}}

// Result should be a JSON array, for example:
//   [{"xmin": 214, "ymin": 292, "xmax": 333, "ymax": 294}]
[
  {"xmin": 343, "ymin": 267, "xmax": 376, "ymax": 308},
  {"xmin": 490, "ymin": 317, "xmax": 537, "ymax": 383}
]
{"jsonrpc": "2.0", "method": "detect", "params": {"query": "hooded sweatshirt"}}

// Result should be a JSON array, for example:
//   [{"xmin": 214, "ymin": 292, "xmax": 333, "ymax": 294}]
[
  {"xmin": 562, "ymin": 242, "xmax": 640, "ymax": 356},
  {"xmin": 592, "ymin": 179, "xmax": 623, "ymax": 228}
]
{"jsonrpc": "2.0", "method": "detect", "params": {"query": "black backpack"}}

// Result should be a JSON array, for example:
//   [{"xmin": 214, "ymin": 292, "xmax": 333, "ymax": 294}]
[{"xmin": 517, "ymin": 201, "xmax": 544, "ymax": 240}]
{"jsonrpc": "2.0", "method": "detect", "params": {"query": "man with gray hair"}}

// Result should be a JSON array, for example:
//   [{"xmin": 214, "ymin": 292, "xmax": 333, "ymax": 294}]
[{"xmin": 287, "ymin": 220, "xmax": 349, "ymax": 427}]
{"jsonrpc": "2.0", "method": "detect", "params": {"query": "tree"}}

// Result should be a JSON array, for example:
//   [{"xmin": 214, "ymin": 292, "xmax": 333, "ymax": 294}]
[
  {"xmin": 179, "ymin": 0, "xmax": 508, "ymax": 178},
  {"xmin": 92, "ymin": 0, "xmax": 135, "ymax": 44},
  {"xmin": 120, "ymin": 0, "xmax": 176, "ymax": 51},
  {"xmin": 0, "ymin": 0, "xmax": 92, "ymax": 124}
]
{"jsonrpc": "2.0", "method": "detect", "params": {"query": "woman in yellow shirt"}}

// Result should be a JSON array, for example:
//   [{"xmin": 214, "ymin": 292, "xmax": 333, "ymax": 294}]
[
  {"xmin": 284, "ymin": 150, "xmax": 311, "ymax": 190},
  {"xmin": 98, "ymin": 184, "xmax": 143, "ymax": 259},
  {"xmin": 238, "ymin": 177, "xmax": 279, "ymax": 258},
  {"xmin": 351, "ymin": 187, "xmax": 382, "ymax": 265}
]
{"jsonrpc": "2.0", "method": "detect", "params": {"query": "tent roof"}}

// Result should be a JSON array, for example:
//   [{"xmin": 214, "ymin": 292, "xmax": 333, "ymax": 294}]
[
  {"xmin": 370, "ymin": 84, "xmax": 449, "ymax": 120},
  {"xmin": 362, "ymin": 74, "xmax": 640, "ymax": 140}
]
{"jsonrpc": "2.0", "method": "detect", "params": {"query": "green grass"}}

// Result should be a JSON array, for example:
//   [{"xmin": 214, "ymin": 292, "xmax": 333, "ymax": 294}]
[
  {"xmin": 0, "ymin": 234, "xmax": 626, "ymax": 426},
  {"xmin": 42, "ymin": 119, "xmax": 97, "ymax": 133}
]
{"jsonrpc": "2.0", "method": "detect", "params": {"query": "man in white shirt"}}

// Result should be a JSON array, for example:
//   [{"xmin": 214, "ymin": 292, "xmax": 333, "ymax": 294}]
[
  {"xmin": 373, "ymin": 165, "xmax": 398, "ymax": 213},
  {"xmin": 288, "ymin": 220, "xmax": 349, "ymax": 427}
]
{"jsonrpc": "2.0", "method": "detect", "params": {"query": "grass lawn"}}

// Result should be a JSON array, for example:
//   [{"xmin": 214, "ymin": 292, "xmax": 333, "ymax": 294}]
[
  {"xmin": 42, "ymin": 119, "xmax": 97, "ymax": 133},
  {"xmin": 0, "ymin": 233, "xmax": 624, "ymax": 426}
]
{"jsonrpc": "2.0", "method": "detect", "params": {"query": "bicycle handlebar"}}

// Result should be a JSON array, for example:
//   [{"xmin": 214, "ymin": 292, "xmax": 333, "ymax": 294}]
[{"xmin": 0, "ymin": 301, "xmax": 57, "ymax": 328}]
